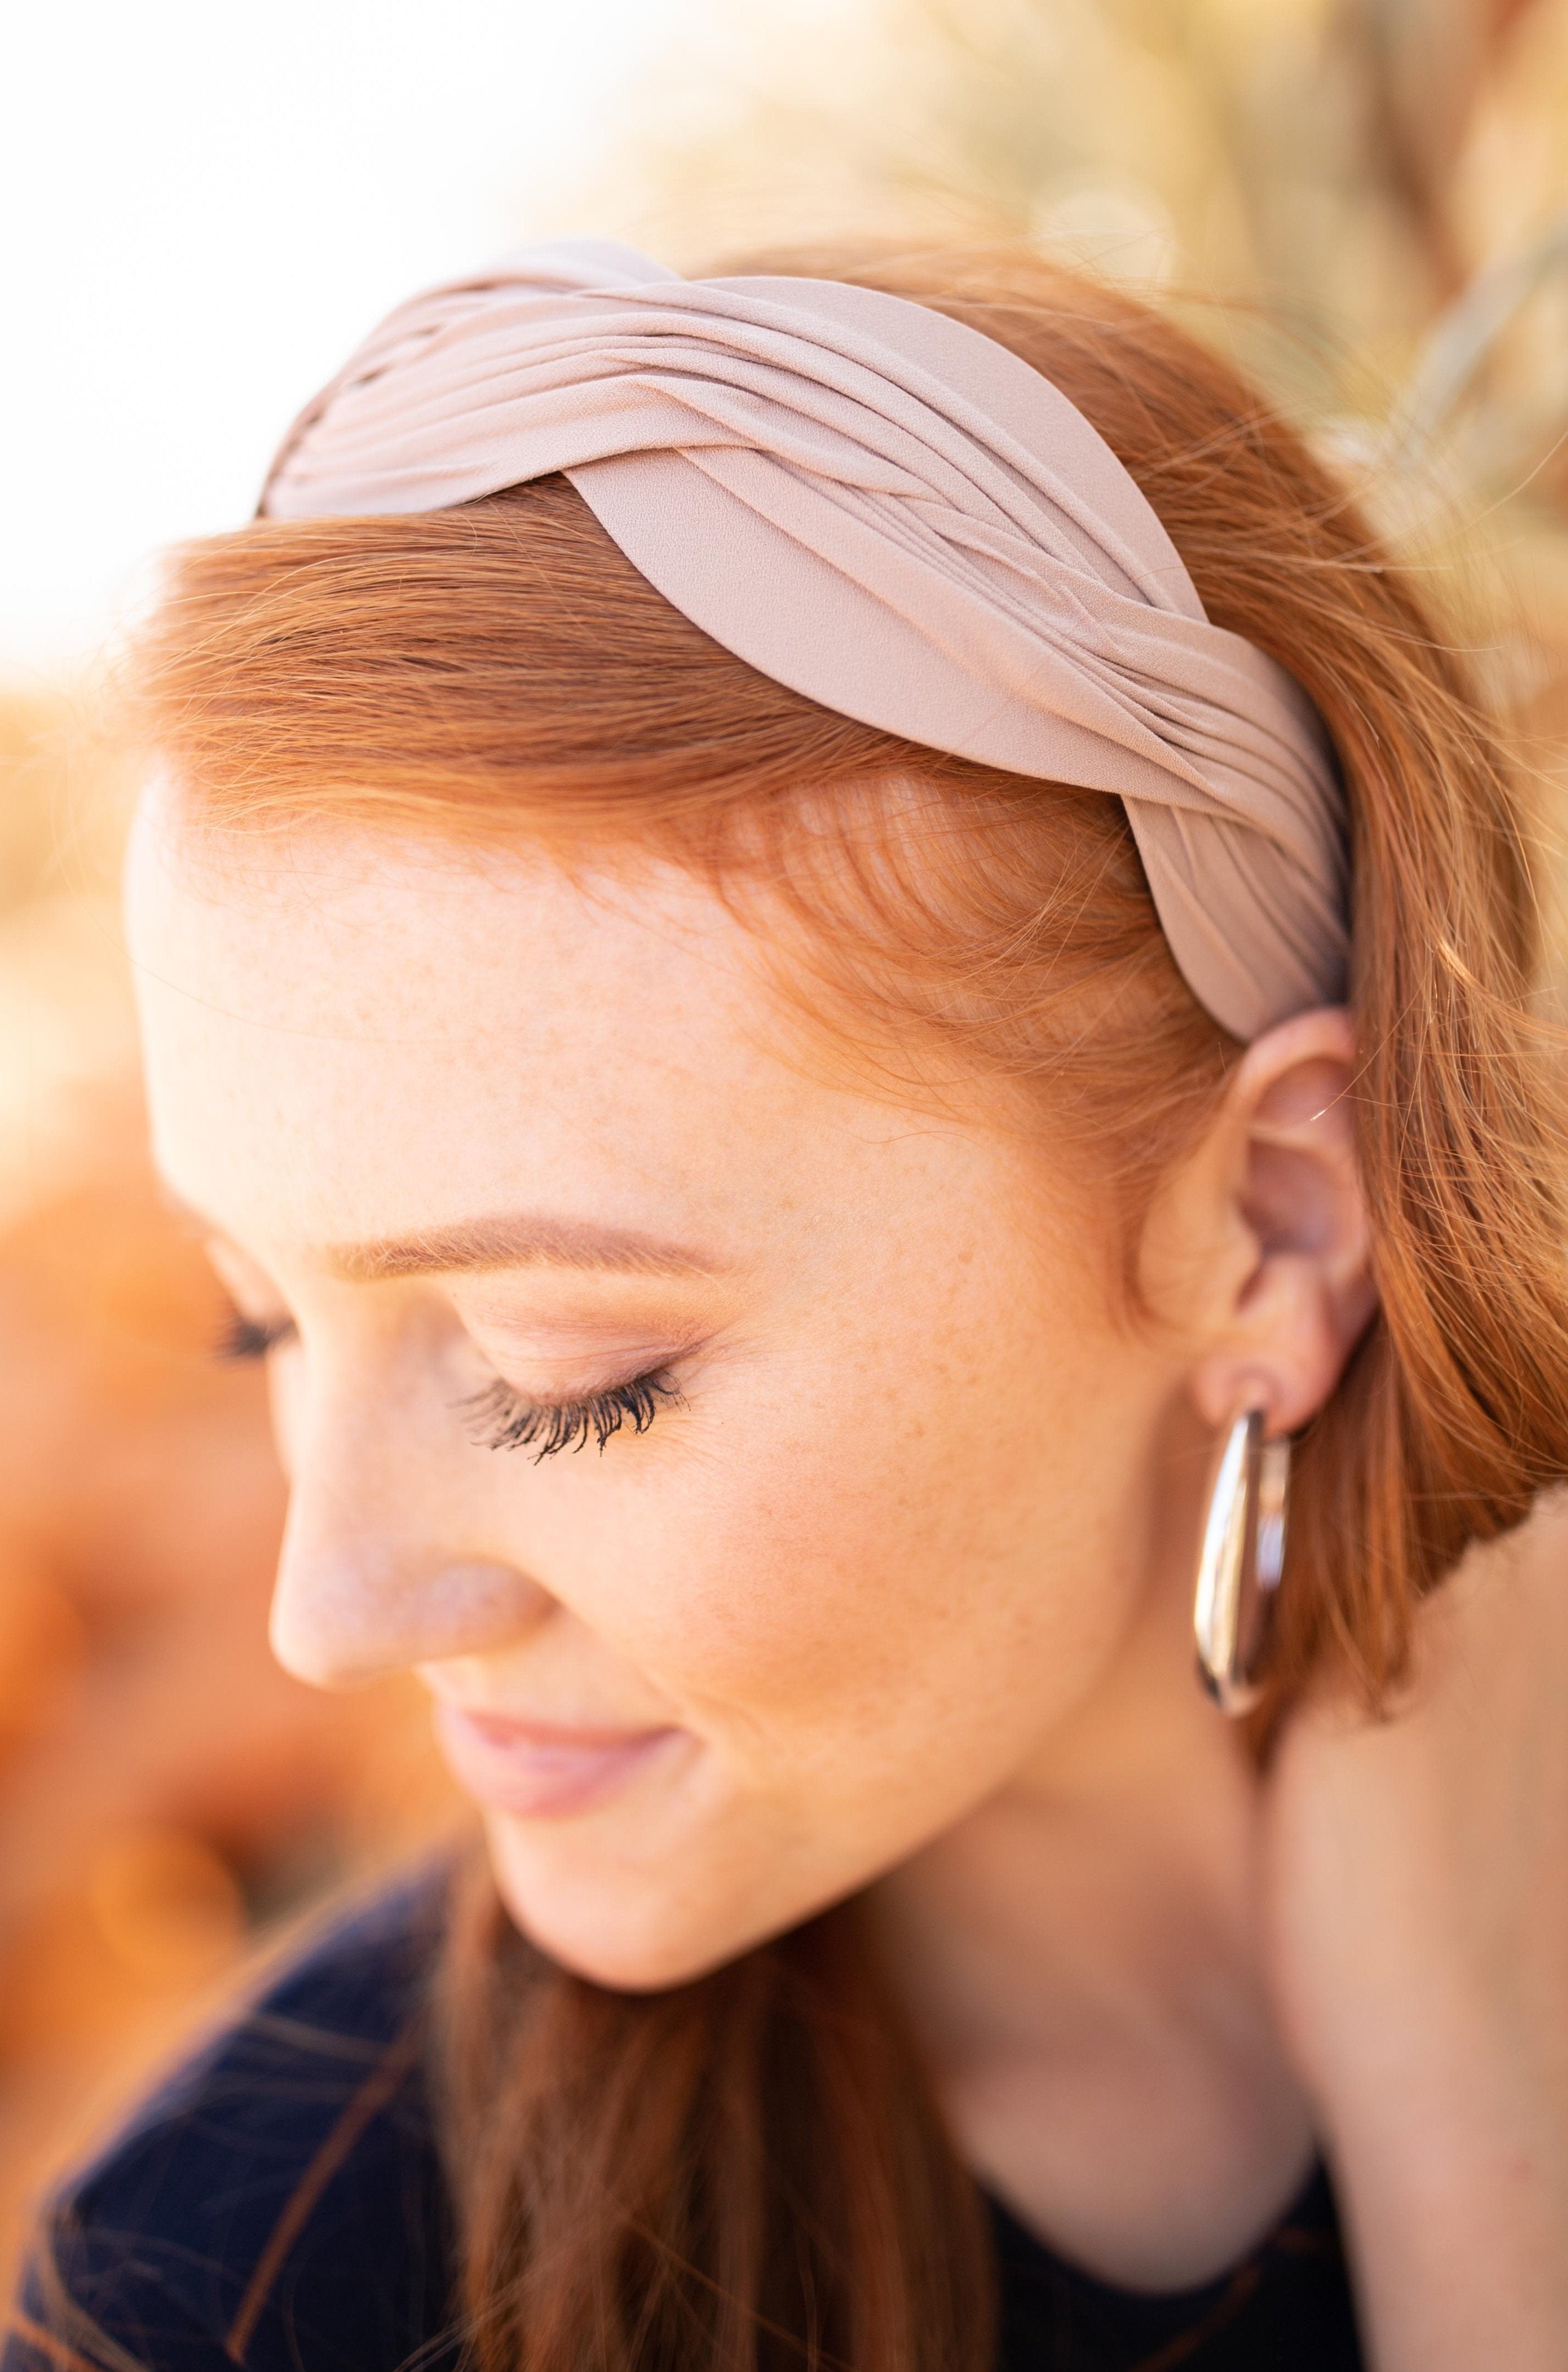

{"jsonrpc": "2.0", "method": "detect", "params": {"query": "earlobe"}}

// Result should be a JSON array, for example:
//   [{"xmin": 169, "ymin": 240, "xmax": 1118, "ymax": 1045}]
[{"xmin": 1185, "ymin": 1008, "xmax": 1377, "ymax": 1436}]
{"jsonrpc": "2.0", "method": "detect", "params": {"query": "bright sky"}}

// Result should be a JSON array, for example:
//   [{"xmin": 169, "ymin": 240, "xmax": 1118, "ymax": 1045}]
[{"xmin": 2, "ymin": 0, "xmax": 707, "ymax": 673}]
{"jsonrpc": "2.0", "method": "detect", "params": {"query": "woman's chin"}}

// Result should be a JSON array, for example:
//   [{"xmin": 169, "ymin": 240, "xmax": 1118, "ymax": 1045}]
[{"xmin": 482, "ymin": 1813, "xmax": 793, "ymax": 1993}]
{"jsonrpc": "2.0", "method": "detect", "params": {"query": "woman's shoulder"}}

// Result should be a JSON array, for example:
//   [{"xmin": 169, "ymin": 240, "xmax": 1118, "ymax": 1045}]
[{"xmin": 5, "ymin": 1870, "xmax": 458, "ymax": 2372}]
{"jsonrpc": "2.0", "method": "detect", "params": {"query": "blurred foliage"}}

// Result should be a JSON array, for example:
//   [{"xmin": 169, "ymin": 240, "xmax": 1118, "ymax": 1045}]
[{"xmin": 9, "ymin": 0, "xmax": 1568, "ymax": 2287}]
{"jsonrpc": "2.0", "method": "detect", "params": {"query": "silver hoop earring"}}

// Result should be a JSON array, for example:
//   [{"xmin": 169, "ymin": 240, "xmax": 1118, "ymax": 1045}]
[{"xmin": 1192, "ymin": 1407, "xmax": 1291, "ymax": 1716}]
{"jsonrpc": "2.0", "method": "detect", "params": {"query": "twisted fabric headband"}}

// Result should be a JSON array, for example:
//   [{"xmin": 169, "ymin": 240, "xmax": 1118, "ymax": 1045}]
[{"xmin": 261, "ymin": 240, "xmax": 1349, "ymax": 1041}]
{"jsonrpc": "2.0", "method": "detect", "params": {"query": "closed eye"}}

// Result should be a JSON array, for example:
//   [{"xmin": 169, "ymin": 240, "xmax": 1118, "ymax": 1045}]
[
  {"xmin": 215, "ymin": 1305, "xmax": 297, "ymax": 1361},
  {"xmin": 457, "ymin": 1372, "xmax": 681, "ymax": 1461}
]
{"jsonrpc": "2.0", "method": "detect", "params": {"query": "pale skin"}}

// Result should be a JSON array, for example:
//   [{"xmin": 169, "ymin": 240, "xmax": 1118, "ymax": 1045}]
[{"xmin": 127, "ymin": 780, "xmax": 1568, "ymax": 2368}]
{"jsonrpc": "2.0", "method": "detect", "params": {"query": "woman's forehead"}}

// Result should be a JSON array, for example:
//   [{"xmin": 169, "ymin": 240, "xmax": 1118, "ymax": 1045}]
[
  {"xmin": 127, "ymin": 781, "xmax": 747, "ymax": 1015},
  {"xmin": 124, "ymin": 783, "xmax": 1004, "ymax": 1270}
]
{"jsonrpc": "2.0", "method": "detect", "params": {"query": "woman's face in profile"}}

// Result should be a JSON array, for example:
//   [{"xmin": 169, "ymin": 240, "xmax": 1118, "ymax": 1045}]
[{"xmin": 127, "ymin": 782, "xmax": 1199, "ymax": 1988}]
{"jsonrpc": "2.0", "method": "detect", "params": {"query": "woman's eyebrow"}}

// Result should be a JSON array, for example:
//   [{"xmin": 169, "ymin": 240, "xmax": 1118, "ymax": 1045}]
[
  {"xmin": 317, "ymin": 1212, "xmax": 719, "ymax": 1282},
  {"xmin": 156, "ymin": 1187, "xmax": 722, "ymax": 1281}
]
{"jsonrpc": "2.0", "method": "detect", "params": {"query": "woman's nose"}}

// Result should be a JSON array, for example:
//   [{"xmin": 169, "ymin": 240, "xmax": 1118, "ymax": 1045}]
[
  {"xmin": 267, "ymin": 1386, "xmax": 552, "ymax": 1689},
  {"xmin": 270, "ymin": 1535, "xmax": 551, "ymax": 1689}
]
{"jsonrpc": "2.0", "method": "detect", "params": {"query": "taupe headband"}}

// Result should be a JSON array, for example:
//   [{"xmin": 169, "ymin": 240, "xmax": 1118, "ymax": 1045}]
[{"xmin": 261, "ymin": 240, "xmax": 1349, "ymax": 1040}]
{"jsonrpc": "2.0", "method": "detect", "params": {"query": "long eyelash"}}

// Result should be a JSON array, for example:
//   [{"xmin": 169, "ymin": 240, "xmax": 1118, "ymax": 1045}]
[
  {"xmin": 215, "ymin": 1306, "xmax": 295, "ymax": 1361},
  {"xmin": 459, "ymin": 1373, "xmax": 680, "ymax": 1461}
]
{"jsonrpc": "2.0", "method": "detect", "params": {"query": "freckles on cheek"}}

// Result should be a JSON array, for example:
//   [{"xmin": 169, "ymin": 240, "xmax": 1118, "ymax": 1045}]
[{"xmin": 611, "ymin": 1447, "xmax": 957, "ymax": 1729}]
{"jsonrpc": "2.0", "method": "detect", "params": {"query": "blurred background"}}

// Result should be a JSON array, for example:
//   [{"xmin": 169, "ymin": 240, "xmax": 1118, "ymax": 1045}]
[{"xmin": 7, "ymin": 0, "xmax": 1568, "ymax": 2289}]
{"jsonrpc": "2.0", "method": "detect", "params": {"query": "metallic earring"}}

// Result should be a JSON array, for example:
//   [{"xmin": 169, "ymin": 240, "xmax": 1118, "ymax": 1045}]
[{"xmin": 1192, "ymin": 1406, "xmax": 1291, "ymax": 1716}]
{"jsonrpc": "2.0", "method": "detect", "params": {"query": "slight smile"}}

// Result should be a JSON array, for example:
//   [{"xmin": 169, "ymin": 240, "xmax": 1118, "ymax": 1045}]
[{"xmin": 433, "ymin": 1704, "xmax": 688, "ymax": 1818}]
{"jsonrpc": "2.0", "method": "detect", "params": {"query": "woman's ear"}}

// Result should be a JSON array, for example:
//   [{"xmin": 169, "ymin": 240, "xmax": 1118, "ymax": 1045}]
[{"xmin": 1144, "ymin": 1008, "xmax": 1377, "ymax": 1434}]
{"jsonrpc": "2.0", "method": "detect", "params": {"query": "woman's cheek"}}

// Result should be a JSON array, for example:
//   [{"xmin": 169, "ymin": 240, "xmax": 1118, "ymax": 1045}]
[{"xmin": 544, "ymin": 1394, "xmax": 1018, "ymax": 1735}]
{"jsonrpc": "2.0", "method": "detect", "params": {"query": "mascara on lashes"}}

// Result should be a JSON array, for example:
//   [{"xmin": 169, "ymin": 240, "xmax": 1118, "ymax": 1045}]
[{"xmin": 457, "ymin": 1373, "xmax": 681, "ymax": 1460}]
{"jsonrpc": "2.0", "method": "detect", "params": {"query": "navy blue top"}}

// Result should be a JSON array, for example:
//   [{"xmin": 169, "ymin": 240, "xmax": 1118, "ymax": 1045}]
[{"xmin": 5, "ymin": 1881, "xmax": 1363, "ymax": 2372}]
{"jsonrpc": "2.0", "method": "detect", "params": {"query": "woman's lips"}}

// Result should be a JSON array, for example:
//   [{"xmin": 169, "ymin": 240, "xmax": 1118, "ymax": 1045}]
[{"xmin": 432, "ymin": 1703, "xmax": 684, "ymax": 1818}]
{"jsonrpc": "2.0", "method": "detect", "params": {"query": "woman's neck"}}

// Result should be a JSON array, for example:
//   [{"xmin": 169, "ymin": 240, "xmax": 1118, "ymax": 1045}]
[{"xmin": 871, "ymin": 1546, "xmax": 1316, "ymax": 2292}]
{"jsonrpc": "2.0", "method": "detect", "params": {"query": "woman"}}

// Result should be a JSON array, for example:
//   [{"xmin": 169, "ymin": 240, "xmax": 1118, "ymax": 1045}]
[{"xmin": 9, "ymin": 240, "xmax": 1568, "ymax": 2372}]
